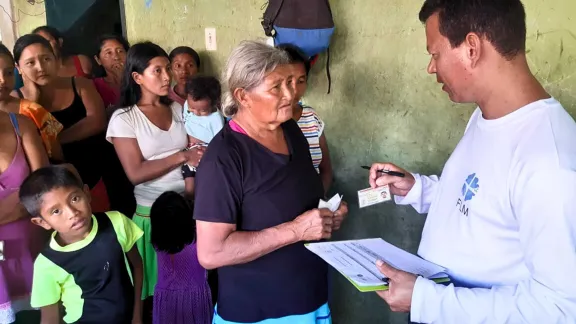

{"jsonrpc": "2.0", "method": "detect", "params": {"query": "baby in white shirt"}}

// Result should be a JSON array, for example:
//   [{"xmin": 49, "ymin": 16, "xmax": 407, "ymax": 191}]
[{"xmin": 182, "ymin": 75, "xmax": 224, "ymax": 196}]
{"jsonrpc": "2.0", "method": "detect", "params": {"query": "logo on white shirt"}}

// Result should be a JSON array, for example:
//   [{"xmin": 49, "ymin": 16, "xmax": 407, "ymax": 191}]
[{"xmin": 456, "ymin": 173, "xmax": 480, "ymax": 217}]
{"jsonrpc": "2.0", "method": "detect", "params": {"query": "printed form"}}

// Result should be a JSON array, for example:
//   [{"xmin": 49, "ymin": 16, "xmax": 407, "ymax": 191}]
[{"xmin": 306, "ymin": 238, "xmax": 448, "ymax": 288}]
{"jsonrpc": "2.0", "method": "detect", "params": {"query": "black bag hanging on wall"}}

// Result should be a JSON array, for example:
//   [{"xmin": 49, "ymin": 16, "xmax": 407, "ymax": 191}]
[{"xmin": 261, "ymin": 0, "xmax": 335, "ymax": 93}]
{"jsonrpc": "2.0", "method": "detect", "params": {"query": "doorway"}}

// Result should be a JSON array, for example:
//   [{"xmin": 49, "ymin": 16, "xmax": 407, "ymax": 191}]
[{"xmin": 44, "ymin": 0, "xmax": 125, "ymax": 60}]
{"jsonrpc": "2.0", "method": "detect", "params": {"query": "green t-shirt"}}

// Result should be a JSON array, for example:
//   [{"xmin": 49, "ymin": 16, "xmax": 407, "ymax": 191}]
[{"xmin": 31, "ymin": 211, "xmax": 143, "ymax": 323}]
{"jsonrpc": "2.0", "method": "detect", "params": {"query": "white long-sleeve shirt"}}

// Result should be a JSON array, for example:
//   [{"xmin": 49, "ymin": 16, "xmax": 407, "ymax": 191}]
[{"xmin": 395, "ymin": 98, "xmax": 576, "ymax": 323}]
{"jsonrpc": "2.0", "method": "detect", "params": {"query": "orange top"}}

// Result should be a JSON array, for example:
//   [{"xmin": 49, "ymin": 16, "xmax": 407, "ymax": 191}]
[{"xmin": 18, "ymin": 99, "xmax": 63, "ymax": 157}]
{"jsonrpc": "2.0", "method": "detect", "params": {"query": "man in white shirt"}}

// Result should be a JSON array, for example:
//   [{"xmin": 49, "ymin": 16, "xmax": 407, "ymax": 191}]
[{"xmin": 370, "ymin": 0, "xmax": 576, "ymax": 323}]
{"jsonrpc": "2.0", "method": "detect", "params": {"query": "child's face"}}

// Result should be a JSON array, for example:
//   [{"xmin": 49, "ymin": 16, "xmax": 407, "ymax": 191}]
[
  {"xmin": 187, "ymin": 97, "xmax": 212, "ymax": 116},
  {"xmin": 31, "ymin": 185, "xmax": 93, "ymax": 238}
]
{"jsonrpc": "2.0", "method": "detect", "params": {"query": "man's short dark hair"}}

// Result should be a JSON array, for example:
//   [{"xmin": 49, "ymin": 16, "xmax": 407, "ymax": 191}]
[
  {"xmin": 19, "ymin": 165, "xmax": 84, "ymax": 217},
  {"xmin": 185, "ymin": 75, "xmax": 221, "ymax": 107},
  {"xmin": 419, "ymin": 0, "xmax": 527, "ymax": 60}
]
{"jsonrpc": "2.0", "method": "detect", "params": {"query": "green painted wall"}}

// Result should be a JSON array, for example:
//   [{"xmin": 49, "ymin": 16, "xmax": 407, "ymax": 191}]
[{"xmin": 124, "ymin": 0, "xmax": 576, "ymax": 323}]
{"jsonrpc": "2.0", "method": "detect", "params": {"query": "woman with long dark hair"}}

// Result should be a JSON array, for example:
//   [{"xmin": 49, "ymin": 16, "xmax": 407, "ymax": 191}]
[
  {"xmin": 0, "ymin": 43, "xmax": 64, "ymax": 162},
  {"xmin": 92, "ymin": 34, "xmax": 136, "ymax": 217},
  {"xmin": 106, "ymin": 41, "xmax": 204, "ymax": 301},
  {"xmin": 12, "ymin": 34, "xmax": 109, "ymax": 212}
]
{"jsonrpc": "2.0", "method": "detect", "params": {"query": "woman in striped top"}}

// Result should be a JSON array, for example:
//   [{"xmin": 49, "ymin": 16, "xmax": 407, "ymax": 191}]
[{"xmin": 278, "ymin": 45, "xmax": 333, "ymax": 194}]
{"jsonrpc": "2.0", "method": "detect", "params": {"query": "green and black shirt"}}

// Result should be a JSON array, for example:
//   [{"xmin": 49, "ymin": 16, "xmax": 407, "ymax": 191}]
[{"xmin": 31, "ymin": 211, "xmax": 143, "ymax": 323}]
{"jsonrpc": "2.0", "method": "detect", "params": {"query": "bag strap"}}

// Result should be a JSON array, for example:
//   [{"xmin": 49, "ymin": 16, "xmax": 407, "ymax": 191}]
[
  {"xmin": 325, "ymin": 0, "xmax": 334, "ymax": 20},
  {"xmin": 326, "ymin": 47, "xmax": 332, "ymax": 94},
  {"xmin": 261, "ymin": 0, "xmax": 285, "ymax": 36},
  {"xmin": 8, "ymin": 112, "xmax": 22, "ymax": 137}
]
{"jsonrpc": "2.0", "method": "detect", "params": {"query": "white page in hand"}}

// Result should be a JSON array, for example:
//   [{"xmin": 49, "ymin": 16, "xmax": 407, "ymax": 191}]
[
  {"xmin": 318, "ymin": 194, "xmax": 342, "ymax": 212},
  {"xmin": 306, "ymin": 238, "xmax": 447, "ymax": 287}
]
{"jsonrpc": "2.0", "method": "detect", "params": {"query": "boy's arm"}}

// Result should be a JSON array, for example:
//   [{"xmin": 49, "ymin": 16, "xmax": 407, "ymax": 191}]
[
  {"xmin": 184, "ymin": 177, "xmax": 195, "ymax": 197},
  {"xmin": 40, "ymin": 304, "xmax": 60, "ymax": 324},
  {"xmin": 127, "ymin": 246, "xmax": 143, "ymax": 324},
  {"xmin": 105, "ymin": 212, "xmax": 144, "ymax": 323},
  {"xmin": 32, "ymin": 255, "xmax": 63, "ymax": 323}
]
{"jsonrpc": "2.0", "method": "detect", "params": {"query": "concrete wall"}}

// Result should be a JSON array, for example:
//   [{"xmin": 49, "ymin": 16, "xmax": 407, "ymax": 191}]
[{"xmin": 125, "ymin": 1, "xmax": 576, "ymax": 323}]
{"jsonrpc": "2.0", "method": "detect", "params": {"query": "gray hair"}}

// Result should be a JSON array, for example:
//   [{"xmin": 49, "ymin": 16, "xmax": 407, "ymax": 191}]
[{"xmin": 221, "ymin": 40, "xmax": 290, "ymax": 117}]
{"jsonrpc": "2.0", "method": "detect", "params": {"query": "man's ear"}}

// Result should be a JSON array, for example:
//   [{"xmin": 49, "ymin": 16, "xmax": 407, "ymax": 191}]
[
  {"xmin": 464, "ymin": 32, "xmax": 483, "ymax": 69},
  {"xmin": 83, "ymin": 184, "xmax": 92, "ymax": 204},
  {"xmin": 31, "ymin": 217, "xmax": 52, "ymax": 231},
  {"xmin": 15, "ymin": 64, "xmax": 21, "ymax": 75}
]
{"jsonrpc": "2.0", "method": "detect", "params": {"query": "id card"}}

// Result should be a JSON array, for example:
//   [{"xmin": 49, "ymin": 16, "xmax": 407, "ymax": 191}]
[
  {"xmin": 0, "ymin": 241, "xmax": 4, "ymax": 261},
  {"xmin": 358, "ymin": 186, "xmax": 391, "ymax": 208}
]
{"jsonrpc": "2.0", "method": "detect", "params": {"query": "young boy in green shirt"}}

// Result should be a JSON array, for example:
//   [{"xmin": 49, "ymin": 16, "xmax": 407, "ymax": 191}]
[{"xmin": 19, "ymin": 165, "xmax": 143, "ymax": 324}]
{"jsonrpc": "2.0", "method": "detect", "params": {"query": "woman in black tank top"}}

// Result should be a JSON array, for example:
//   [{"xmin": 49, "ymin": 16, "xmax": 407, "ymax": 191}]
[{"xmin": 12, "ymin": 34, "xmax": 110, "ymax": 212}]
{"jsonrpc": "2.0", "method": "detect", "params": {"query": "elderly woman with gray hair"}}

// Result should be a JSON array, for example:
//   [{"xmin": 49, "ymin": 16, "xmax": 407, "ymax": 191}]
[{"xmin": 193, "ymin": 40, "xmax": 349, "ymax": 324}]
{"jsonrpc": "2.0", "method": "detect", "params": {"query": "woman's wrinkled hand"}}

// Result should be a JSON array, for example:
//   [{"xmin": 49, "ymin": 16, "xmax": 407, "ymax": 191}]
[{"xmin": 292, "ymin": 208, "xmax": 334, "ymax": 241}]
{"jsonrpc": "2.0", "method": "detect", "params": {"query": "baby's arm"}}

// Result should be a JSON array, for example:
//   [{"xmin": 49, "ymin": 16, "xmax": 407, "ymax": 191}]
[{"xmin": 127, "ymin": 246, "xmax": 143, "ymax": 323}]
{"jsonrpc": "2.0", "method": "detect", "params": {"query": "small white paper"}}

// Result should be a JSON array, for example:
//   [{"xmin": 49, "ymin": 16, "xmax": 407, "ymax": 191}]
[
  {"xmin": 318, "ymin": 193, "xmax": 342, "ymax": 212},
  {"xmin": 358, "ymin": 186, "xmax": 391, "ymax": 208},
  {"xmin": 0, "ymin": 241, "xmax": 4, "ymax": 261}
]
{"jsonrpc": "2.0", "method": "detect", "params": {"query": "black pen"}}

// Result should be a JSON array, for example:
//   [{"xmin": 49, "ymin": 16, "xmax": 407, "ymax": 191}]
[{"xmin": 361, "ymin": 165, "xmax": 406, "ymax": 178}]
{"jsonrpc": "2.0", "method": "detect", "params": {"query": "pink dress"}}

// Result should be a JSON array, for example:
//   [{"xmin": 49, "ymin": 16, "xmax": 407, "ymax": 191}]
[{"xmin": 0, "ymin": 113, "xmax": 43, "ymax": 324}]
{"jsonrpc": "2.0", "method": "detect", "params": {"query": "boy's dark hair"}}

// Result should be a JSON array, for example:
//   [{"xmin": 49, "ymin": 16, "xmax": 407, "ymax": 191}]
[
  {"xmin": 19, "ymin": 165, "xmax": 84, "ymax": 217},
  {"xmin": 150, "ymin": 191, "xmax": 196, "ymax": 254},
  {"xmin": 0, "ymin": 43, "xmax": 14, "ymax": 65},
  {"xmin": 169, "ymin": 46, "xmax": 201, "ymax": 68},
  {"xmin": 419, "ymin": 0, "xmax": 526, "ymax": 60},
  {"xmin": 185, "ymin": 75, "xmax": 221, "ymax": 107},
  {"xmin": 276, "ymin": 44, "xmax": 311, "ymax": 75}
]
